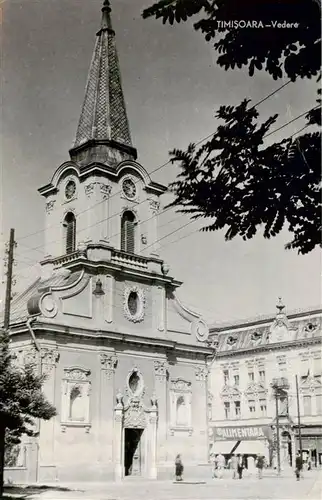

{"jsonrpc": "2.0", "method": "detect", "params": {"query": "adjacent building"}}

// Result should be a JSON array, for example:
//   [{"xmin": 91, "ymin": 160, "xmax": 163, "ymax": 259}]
[{"xmin": 208, "ymin": 300, "xmax": 322, "ymax": 469}]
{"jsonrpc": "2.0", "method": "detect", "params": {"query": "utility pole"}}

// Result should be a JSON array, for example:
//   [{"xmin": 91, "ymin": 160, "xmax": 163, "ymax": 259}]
[
  {"xmin": 3, "ymin": 228, "xmax": 16, "ymax": 331},
  {"xmin": 295, "ymin": 375, "xmax": 303, "ymax": 460},
  {"xmin": 271, "ymin": 377, "xmax": 289, "ymax": 476},
  {"xmin": 274, "ymin": 389, "xmax": 281, "ymax": 476}
]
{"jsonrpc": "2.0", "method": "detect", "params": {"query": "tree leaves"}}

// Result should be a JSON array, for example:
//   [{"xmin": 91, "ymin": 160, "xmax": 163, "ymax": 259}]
[
  {"xmin": 0, "ymin": 330, "xmax": 56, "ymax": 438},
  {"xmin": 142, "ymin": 0, "xmax": 321, "ymax": 81},
  {"xmin": 165, "ymin": 102, "xmax": 321, "ymax": 254}
]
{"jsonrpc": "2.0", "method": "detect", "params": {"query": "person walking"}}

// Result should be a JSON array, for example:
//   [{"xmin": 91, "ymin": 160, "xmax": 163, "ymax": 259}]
[
  {"xmin": 230, "ymin": 454, "xmax": 238, "ymax": 479},
  {"xmin": 295, "ymin": 452, "xmax": 303, "ymax": 481},
  {"xmin": 237, "ymin": 454, "xmax": 244, "ymax": 479},
  {"xmin": 216, "ymin": 453, "xmax": 225, "ymax": 479},
  {"xmin": 256, "ymin": 454, "xmax": 264, "ymax": 479},
  {"xmin": 175, "ymin": 454, "xmax": 184, "ymax": 481}
]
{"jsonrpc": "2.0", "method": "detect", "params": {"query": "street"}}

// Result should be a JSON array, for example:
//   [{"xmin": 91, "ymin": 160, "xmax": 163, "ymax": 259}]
[{"xmin": 19, "ymin": 469, "xmax": 322, "ymax": 500}]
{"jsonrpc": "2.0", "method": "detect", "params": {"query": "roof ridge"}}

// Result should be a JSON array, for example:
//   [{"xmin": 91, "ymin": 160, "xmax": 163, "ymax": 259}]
[{"xmin": 210, "ymin": 305, "xmax": 322, "ymax": 330}]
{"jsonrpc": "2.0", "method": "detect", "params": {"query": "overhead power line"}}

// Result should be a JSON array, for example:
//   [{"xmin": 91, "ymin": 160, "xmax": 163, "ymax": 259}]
[{"xmin": 15, "ymin": 79, "xmax": 295, "ymax": 245}]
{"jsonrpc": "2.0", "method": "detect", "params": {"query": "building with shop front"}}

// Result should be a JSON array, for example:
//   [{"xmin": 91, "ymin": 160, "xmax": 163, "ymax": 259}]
[
  {"xmin": 208, "ymin": 300, "xmax": 322, "ymax": 470},
  {"xmin": 2, "ymin": 0, "xmax": 212, "ymax": 483}
]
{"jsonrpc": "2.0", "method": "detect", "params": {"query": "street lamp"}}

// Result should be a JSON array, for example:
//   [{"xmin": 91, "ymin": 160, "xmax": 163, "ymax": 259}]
[{"xmin": 271, "ymin": 377, "xmax": 290, "ymax": 476}]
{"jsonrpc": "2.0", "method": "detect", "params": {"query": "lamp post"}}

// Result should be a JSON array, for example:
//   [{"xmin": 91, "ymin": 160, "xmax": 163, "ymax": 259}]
[{"xmin": 271, "ymin": 377, "xmax": 290, "ymax": 476}]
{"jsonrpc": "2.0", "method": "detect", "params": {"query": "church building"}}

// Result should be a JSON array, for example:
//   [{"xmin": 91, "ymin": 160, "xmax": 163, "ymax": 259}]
[{"xmin": 4, "ymin": 0, "xmax": 213, "ymax": 483}]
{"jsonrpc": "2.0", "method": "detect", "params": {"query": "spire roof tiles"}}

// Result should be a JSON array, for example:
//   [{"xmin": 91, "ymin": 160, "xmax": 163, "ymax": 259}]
[{"xmin": 72, "ymin": 0, "xmax": 133, "ymax": 154}]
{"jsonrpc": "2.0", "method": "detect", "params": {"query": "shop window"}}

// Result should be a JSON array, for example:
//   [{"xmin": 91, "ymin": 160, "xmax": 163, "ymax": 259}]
[
  {"xmin": 224, "ymin": 401, "xmax": 230, "ymax": 419},
  {"xmin": 259, "ymin": 399, "xmax": 267, "ymax": 416},
  {"xmin": 233, "ymin": 374, "xmax": 239, "ymax": 386},
  {"xmin": 234, "ymin": 401, "xmax": 241, "ymax": 417},
  {"xmin": 63, "ymin": 212, "xmax": 76, "ymax": 254},
  {"xmin": 121, "ymin": 211, "xmax": 136, "ymax": 253},
  {"xmin": 303, "ymin": 395, "xmax": 312, "ymax": 416},
  {"xmin": 223, "ymin": 369, "xmax": 229, "ymax": 385},
  {"xmin": 248, "ymin": 400, "xmax": 256, "ymax": 414}
]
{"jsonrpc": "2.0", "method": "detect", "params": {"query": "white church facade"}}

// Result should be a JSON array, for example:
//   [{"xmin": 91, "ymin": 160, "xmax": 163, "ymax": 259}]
[{"xmin": 4, "ymin": 0, "xmax": 213, "ymax": 483}]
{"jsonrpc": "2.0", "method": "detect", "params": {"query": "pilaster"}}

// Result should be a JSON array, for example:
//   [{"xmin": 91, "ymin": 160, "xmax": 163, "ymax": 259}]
[
  {"xmin": 39, "ymin": 347, "xmax": 60, "ymax": 467},
  {"xmin": 149, "ymin": 403, "xmax": 158, "ymax": 479},
  {"xmin": 113, "ymin": 395, "xmax": 124, "ymax": 481},
  {"xmin": 153, "ymin": 360, "xmax": 167, "ymax": 463},
  {"xmin": 99, "ymin": 352, "xmax": 118, "ymax": 462},
  {"xmin": 193, "ymin": 365, "xmax": 209, "ymax": 461}
]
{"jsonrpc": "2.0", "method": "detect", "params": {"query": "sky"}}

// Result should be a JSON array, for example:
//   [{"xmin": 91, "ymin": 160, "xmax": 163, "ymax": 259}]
[{"xmin": 0, "ymin": 0, "xmax": 321, "ymax": 323}]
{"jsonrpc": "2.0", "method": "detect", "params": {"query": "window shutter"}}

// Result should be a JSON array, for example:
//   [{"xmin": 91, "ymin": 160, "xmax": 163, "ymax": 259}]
[
  {"xmin": 121, "ymin": 211, "xmax": 135, "ymax": 253},
  {"xmin": 65, "ymin": 213, "xmax": 76, "ymax": 254},
  {"xmin": 126, "ymin": 220, "xmax": 135, "ymax": 253}
]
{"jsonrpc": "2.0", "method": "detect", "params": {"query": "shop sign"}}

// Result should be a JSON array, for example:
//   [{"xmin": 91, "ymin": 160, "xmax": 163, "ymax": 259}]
[{"xmin": 212, "ymin": 425, "xmax": 271, "ymax": 441}]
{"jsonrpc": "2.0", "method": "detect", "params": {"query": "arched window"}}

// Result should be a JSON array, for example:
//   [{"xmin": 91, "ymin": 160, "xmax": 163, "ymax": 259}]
[
  {"xmin": 176, "ymin": 395, "xmax": 187, "ymax": 426},
  {"xmin": 121, "ymin": 211, "xmax": 135, "ymax": 253},
  {"xmin": 63, "ymin": 212, "xmax": 76, "ymax": 254},
  {"xmin": 69, "ymin": 385, "xmax": 84, "ymax": 421}
]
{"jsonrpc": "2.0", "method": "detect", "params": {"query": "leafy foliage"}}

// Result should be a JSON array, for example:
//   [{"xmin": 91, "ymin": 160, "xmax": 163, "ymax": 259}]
[
  {"xmin": 143, "ymin": 0, "xmax": 321, "ymax": 254},
  {"xmin": 142, "ymin": 0, "xmax": 321, "ymax": 81},
  {"xmin": 0, "ymin": 330, "xmax": 56, "ymax": 491},
  {"xmin": 166, "ymin": 100, "xmax": 321, "ymax": 254}
]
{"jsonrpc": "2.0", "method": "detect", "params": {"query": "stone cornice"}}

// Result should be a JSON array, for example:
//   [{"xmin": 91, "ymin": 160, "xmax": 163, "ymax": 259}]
[
  {"xmin": 216, "ymin": 336, "xmax": 322, "ymax": 358},
  {"xmin": 9, "ymin": 321, "xmax": 213, "ymax": 356}
]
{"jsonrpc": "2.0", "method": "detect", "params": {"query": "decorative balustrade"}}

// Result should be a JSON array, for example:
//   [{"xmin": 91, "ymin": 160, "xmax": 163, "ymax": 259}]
[
  {"xmin": 49, "ymin": 251, "xmax": 84, "ymax": 268},
  {"xmin": 111, "ymin": 250, "xmax": 148, "ymax": 270}
]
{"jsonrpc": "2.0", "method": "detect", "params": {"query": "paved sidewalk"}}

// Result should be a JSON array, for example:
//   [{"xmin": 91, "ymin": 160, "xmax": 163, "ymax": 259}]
[{"xmin": 14, "ymin": 469, "xmax": 321, "ymax": 500}]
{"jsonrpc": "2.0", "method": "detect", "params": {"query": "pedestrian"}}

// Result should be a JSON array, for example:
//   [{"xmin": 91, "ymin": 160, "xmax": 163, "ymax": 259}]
[
  {"xmin": 295, "ymin": 452, "xmax": 303, "ymax": 481},
  {"xmin": 216, "ymin": 452, "xmax": 225, "ymax": 479},
  {"xmin": 237, "ymin": 454, "xmax": 244, "ymax": 479},
  {"xmin": 175, "ymin": 454, "xmax": 184, "ymax": 481},
  {"xmin": 230, "ymin": 453, "xmax": 238, "ymax": 479},
  {"xmin": 256, "ymin": 454, "xmax": 264, "ymax": 479},
  {"xmin": 210, "ymin": 453, "xmax": 217, "ymax": 478}
]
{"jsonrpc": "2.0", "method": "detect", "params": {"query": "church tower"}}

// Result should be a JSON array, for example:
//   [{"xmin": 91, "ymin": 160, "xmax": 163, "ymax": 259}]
[
  {"xmin": 6, "ymin": 0, "xmax": 212, "ymax": 484},
  {"xmin": 38, "ymin": 0, "xmax": 165, "ymax": 263}
]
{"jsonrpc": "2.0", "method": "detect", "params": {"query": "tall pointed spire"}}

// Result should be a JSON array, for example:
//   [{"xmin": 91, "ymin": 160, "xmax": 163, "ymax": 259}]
[{"xmin": 70, "ymin": 0, "xmax": 137, "ymax": 163}]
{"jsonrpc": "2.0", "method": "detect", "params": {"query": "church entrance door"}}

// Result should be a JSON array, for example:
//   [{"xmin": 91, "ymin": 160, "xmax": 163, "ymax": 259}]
[{"xmin": 124, "ymin": 428, "xmax": 143, "ymax": 476}]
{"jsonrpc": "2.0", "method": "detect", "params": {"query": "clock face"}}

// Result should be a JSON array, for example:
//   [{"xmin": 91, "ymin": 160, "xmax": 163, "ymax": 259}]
[
  {"xmin": 122, "ymin": 178, "xmax": 136, "ymax": 199},
  {"xmin": 65, "ymin": 180, "xmax": 76, "ymax": 200}
]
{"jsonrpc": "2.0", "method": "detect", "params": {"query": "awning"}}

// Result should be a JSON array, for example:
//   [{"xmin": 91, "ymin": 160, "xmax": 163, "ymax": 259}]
[
  {"xmin": 235, "ymin": 440, "xmax": 267, "ymax": 455},
  {"xmin": 210, "ymin": 441, "xmax": 237, "ymax": 455}
]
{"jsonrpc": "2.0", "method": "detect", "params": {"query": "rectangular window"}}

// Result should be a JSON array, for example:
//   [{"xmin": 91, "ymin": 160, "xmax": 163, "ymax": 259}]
[
  {"xmin": 234, "ymin": 401, "xmax": 241, "ymax": 417},
  {"xmin": 223, "ymin": 370, "xmax": 229, "ymax": 385},
  {"xmin": 314, "ymin": 357, "xmax": 322, "ymax": 376},
  {"xmin": 259, "ymin": 399, "xmax": 267, "ymax": 416},
  {"xmin": 316, "ymin": 393, "xmax": 322, "ymax": 415},
  {"xmin": 300, "ymin": 358, "xmax": 310, "ymax": 377},
  {"xmin": 224, "ymin": 402, "xmax": 230, "ymax": 419},
  {"xmin": 259, "ymin": 370, "xmax": 265, "ymax": 382},
  {"xmin": 248, "ymin": 400, "xmax": 256, "ymax": 414},
  {"xmin": 303, "ymin": 395, "xmax": 312, "ymax": 416},
  {"xmin": 233, "ymin": 374, "xmax": 240, "ymax": 386},
  {"xmin": 248, "ymin": 371, "xmax": 255, "ymax": 382}
]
